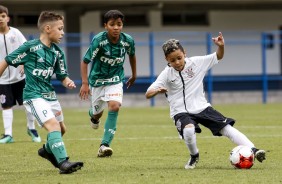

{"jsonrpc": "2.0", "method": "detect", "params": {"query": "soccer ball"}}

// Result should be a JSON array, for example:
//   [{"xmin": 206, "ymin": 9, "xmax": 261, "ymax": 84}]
[{"xmin": 229, "ymin": 145, "xmax": 254, "ymax": 169}]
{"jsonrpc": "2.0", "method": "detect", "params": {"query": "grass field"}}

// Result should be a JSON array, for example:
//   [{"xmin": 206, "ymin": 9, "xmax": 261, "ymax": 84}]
[{"xmin": 0, "ymin": 104, "xmax": 282, "ymax": 184}]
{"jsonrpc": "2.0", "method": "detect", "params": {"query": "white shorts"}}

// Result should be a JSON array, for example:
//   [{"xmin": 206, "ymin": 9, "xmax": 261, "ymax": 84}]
[
  {"xmin": 91, "ymin": 83, "xmax": 123, "ymax": 115},
  {"xmin": 23, "ymin": 98, "xmax": 64, "ymax": 127}
]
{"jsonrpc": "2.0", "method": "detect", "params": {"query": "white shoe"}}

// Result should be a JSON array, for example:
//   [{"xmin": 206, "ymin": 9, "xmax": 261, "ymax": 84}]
[
  {"xmin": 90, "ymin": 118, "xmax": 100, "ymax": 129},
  {"xmin": 97, "ymin": 145, "xmax": 113, "ymax": 157},
  {"xmin": 27, "ymin": 129, "xmax": 41, "ymax": 143},
  {"xmin": 0, "ymin": 134, "xmax": 14, "ymax": 144},
  {"xmin": 184, "ymin": 153, "xmax": 199, "ymax": 169}
]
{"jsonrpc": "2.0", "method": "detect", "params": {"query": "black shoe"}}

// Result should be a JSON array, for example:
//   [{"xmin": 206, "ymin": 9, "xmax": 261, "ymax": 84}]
[
  {"xmin": 185, "ymin": 153, "xmax": 199, "ymax": 169},
  {"xmin": 38, "ymin": 145, "xmax": 59, "ymax": 168},
  {"xmin": 59, "ymin": 158, "xmax": 84, "ymax": 174},
  {"xmin": 252, "ymin": 147, "xmax": 266, "ymax": 162}
]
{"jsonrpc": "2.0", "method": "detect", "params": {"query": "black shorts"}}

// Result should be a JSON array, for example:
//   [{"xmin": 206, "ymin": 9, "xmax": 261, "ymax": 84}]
[
  {"xmin": 174, "ymin": 106, "xmax": 235, "ymax": 138},
  {"xmin": 0, "ymin": 79, "xmax": 25, "ymax": 108}
]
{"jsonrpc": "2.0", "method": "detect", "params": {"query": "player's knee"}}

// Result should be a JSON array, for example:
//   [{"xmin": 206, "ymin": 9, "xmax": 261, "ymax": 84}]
[
  {"xmin": 108, "ymin": 102, "xmax": 121, "ymax": 112},
  {"xmin": 44, "ymin": 118, "xmax": 61, "ymax": 132},
  {"xmin": 183, "ymin": 125, "xmax": 195, "ymax": 136},
  {"xmin": 184, "ymin": 123, "xmax": 195, "ymax": 129},
  {"xmin": 183, "ymin": 126, "xmax": 195, "ymax": 143}
]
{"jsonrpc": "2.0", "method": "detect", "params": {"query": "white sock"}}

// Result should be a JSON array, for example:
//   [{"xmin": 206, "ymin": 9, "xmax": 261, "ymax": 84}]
[
  {"xmin": 183, "ymin": 127, "xmax": 199, "ymax": 155},
  {"xmin": 2, "ymin": 109, "xmax": 13, "ymax": 136},
  {"xmin": 26, "ymin": 110, "xmax": 35, "ymax": 129},
  {"xmin": 220, "ymin": 124, "xmax": 254, "ymax": 148}
]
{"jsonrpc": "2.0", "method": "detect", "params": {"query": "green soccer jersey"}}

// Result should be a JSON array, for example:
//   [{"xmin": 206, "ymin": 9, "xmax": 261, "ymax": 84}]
[
  {"xmin": 5, "ymin": 39, "xmax": 68, "ymax": 101},
  {"xmin": 83, "ymin": 31, "xmax": 135, "ymax": 87}
]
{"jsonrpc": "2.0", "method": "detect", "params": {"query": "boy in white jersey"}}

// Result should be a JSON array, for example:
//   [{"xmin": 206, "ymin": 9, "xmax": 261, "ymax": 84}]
[
  {"xmin": 0, "ymin": 5, "xmax": 41, "ymax": 143},
  {"xmin": 145, "ymin": 33, "xmax": 266, "ymax": 169},
  {"xmin": 79, "ymin": 10, "xmax": 137, "ymax": 157},
  {"xmin": 0, "ymin": 11, "xmax": 83, "ymax": 174}
]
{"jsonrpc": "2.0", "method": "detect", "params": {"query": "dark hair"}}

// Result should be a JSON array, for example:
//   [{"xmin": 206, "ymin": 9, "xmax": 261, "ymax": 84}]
[
  {"xmin": 103, "ymin": 10, "xmax": 124, "ymax": 23},
  {"xmin": 0, "ymin": 5, "xmax": 8, "ymax": 15},
  {"xmin": 162, "ymin": 39, "xmax": 185, "ymax": 56},
  {"xmin": 37, "ymin": 11, "xmax": 64, "ymax": 31}
]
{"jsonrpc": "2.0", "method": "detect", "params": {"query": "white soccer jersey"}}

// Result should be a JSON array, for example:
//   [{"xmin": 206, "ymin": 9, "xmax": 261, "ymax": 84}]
[
  {"xmin": 147, "ymin": 52, "xmax": 219, "ymax": 119},
  {"xmin": 0, "ymin": 27, "xmax": 26, "ymax": 84}
]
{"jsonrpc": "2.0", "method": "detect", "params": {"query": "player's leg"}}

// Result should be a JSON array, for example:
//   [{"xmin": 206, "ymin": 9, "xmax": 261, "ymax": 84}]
[
  {"xmin": 26, "ymin": 110, "xmax": 41, "ymax": 142},
  {"xmin": 89, "ymin": 108, "xmax": 103, "ymax": 129},
  {"xmin": 220, "ymin": 124, "xmax": 266, "ymax": 162},
  {"xmin": 97, "ymin": 83, "xmax": 123, "ymax": 157},
  {"xmin": 60, "ymin": 121, "xmax": 66, "ymax": 136},
  {"xmin": 97, "ymin": 101, "xmax": 119, "ymax": 157},
  {"xmin": 0, "ymin": 107, "xmax": 14, "ymax": 143},
  {"xmin": 49, "ymin": 100, "xmax": 84, "ymax": 173},
  {"xmin": 24, "ymin": 98, "xmax": 83, "ymax": 174},
  {"xmin": 174, "ymin": 113, "xmax": 200, "ymax": 169},
  {"xmin": 89, "ymin": 86, "xmax": 104, "ymax": 129},
  {"xmin": 199, "ymin": 106, "xmax": 266, "ymax": 163},
  {"xmin": 0, "ymin": 84, "xmax": 14, "ymax": 143},
  {"xmin": 13, "ymin": 79, "xmax": 41, "ymax": 142}
]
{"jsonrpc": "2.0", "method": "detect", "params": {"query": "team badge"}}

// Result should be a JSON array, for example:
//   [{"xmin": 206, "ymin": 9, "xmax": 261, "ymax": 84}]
[
  {"xmin": 176, "ymin": 120, "xmax": 182, "ymax": 131},
  {"xmin": 184, "ymin": 67, "xmax": 194, "ymax": 78},
  {"xmin": 0, "ymin": 94, "xmax": 6, "ymax": 104}
]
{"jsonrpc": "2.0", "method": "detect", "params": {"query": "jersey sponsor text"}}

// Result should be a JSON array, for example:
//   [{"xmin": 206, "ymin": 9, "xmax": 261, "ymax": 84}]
[
  {"xmin": 32, "ymin": 67, "xmax": 54, "ymax": 79},
  {"xmin": 95, "ymin": 76, "xmax": 120, "ymax": 85},
  {"xmin": 11, "ymin": 52, "xmax": 27, "ymax": 64},
  {"xmin": 100, "ymin": 56, "xmax": 124, "ymax": 66}
]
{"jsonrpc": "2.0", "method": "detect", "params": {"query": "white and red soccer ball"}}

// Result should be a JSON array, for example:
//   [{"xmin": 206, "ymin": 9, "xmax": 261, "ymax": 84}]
[{"xmin": 229, "ymin": 145, "xmax": 254, "ymax": 169}]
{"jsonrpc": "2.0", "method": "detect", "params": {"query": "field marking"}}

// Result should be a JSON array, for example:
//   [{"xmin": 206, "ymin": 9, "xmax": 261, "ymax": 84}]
[
  {"xmin": 62, "ymin": 134, "xmax": 282, "ymax": 141},
  {"xmin": 74, "ymin": 125, "xmax": 282, "ymax": 129}
]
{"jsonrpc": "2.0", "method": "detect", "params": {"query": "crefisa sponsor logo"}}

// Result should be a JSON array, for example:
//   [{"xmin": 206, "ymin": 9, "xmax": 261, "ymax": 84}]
[{"xmin": 11, "ymin": 52, "xmax": 27, "ymax": 64}]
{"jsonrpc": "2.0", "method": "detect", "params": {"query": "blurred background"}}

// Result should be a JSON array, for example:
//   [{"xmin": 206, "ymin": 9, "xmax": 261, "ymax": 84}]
[{"xmin": 2, "ymin": 0, "xmax": 282, "ymax": 106}]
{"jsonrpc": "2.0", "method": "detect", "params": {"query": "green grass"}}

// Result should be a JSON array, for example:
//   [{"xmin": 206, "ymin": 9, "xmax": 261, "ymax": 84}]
[{"xmin": 1, "ymin": 104, "xmax": 282, "ymax": 184}]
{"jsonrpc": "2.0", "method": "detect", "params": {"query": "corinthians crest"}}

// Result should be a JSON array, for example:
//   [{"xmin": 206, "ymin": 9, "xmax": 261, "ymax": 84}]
[
  {"xmin": 184, "ymin": 66, "xmax": 194, "ymax": 78},
  {"xmin": 0, "ymin": 94, "xmax": 6, "ymax": 104}
]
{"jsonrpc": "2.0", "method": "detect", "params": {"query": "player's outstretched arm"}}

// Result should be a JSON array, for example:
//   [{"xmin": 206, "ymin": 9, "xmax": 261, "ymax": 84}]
[
  {"xmin": 145, "ymin": 87, "xmax": 168, "ymax": 99},
  {"xmin": 0, "ymin": 60, "xmax": 9, "ymax": 77}
]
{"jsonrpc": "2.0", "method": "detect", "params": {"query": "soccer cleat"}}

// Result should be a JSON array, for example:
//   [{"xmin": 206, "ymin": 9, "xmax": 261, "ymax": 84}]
[
  {"xmin": 90, "ymin": 118, "xmax": 100, "ymax": 129},
  {"xmin": 97, "ymin": 145, "xmax": 113, "ymax": 157},
  {"xmin": 252, "ymin": 148, "xmax": 266, "ymax": 162},
  {"xmin": 27, "ymin": 129, "xmax": 41, "ymax": 143},
  {"xmin": 38, "ymin": 144, "xmax": 59, "ymax": 168},
  {"xmin": 59, "ymin": 158, "xmax": 84, "ymax": 174},
  {"xmin": 0, "ymin": 134, "xmax": 14, "ymax": 144},
  {"xmin": 185, "ymin": 153, "xmax": 199, "ymax": 169}
]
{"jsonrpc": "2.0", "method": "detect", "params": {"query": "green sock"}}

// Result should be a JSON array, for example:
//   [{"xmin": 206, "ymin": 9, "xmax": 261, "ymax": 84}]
[
  {"xmin": 44, "ymin": 142, "xmax": 52, "ymax": 153},
  {"xmin": 89, "ymin": 108, "xmax": 93, "ymax": 118},
  {"xmin": 101, "ymin": 111, "xmax": 118, "ymax": 146},
  {"xmin": 46, "ymin": 131, "xmax": 68, "ymax": 164}
]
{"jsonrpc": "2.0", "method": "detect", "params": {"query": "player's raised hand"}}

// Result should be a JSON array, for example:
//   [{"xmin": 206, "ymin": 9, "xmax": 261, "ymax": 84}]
[{"xmin": 212, "ymin": 32, "xmax": 224, "ymax": 47}]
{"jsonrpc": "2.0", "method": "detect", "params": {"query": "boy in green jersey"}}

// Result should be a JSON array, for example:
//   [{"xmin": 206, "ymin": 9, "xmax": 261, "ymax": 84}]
[
  {"xmin": 0, "ymin": 11, "xmax": 83, "ymax": 174},
  {"xmin": 0, "ymin": 5, "xmax": 41, "ymax": 144},
  {"xmin": 79, "ymin": 10, "xmax": 137, "ymax": 157}
]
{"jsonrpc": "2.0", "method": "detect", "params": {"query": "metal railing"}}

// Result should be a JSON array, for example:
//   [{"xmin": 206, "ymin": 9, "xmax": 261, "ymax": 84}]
[{"xmin": 25, "ymin": 31, "xmax": 282, "ymax": 105}]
